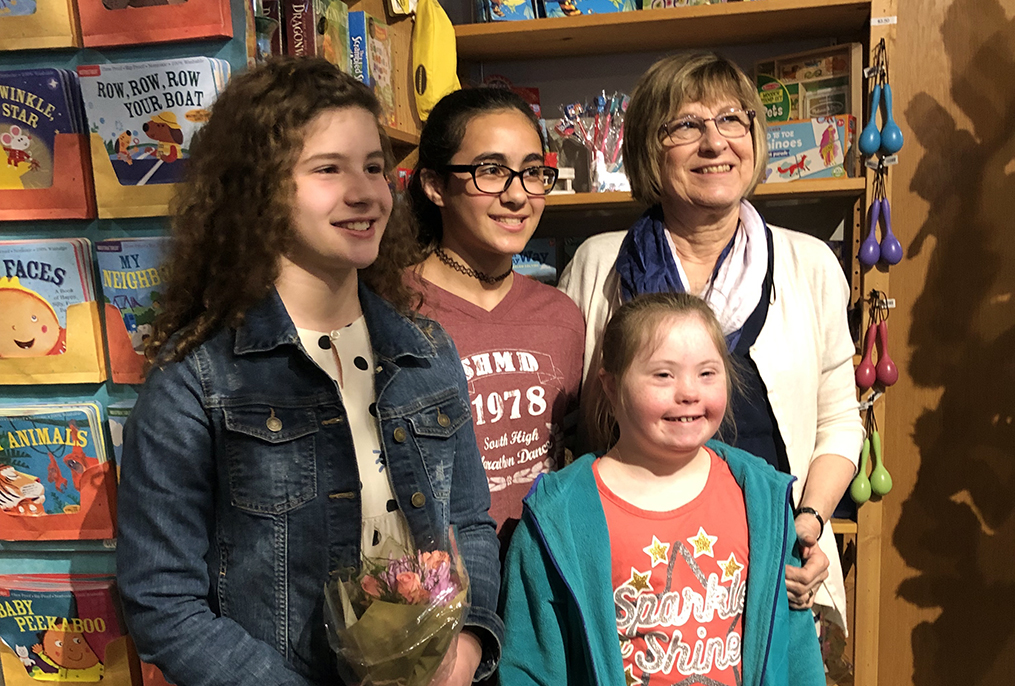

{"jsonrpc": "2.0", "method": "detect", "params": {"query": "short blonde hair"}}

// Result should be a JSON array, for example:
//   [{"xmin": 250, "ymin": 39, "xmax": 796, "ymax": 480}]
[
  {"xmin": 623, "ymin": 52, "xmax": 769, "ymax": 206},
  {"xmin": 589, "ymin": 292, "xmax": 741, "ymax": 452}
]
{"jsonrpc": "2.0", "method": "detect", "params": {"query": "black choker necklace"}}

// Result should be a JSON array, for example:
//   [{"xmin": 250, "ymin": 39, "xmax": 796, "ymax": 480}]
[{"xmin": 434, "ymin": 247, "xmax": 512, "ymax": 284}]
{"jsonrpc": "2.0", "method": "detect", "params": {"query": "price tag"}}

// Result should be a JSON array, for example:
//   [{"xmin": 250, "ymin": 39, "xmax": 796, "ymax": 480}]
[
  {"xmin": 871, "ymin": 16, "xmax": 898, "ymax": 26},
  {"xmin": 859, "ymin": 391, "xmax": 884, "ymax": 411},
  {"xmin": 882, "ymin": 154, "xmax": 900, "ymax": 165}
]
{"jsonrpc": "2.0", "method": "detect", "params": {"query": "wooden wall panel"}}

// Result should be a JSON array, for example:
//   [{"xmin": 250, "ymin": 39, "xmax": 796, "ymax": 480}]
[{"xmin": 878, "ymin": 1, "xmax": 1015, "ymax": 684}]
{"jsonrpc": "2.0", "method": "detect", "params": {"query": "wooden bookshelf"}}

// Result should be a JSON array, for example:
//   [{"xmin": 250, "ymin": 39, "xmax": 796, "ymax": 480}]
[
  {"xmin": 543, "ymin": 177, "xmax": 867, "ymax": 213},
  {"xmin": 383, "ymin": 125, "xmax": 420, "ymax": 160},
  {"xmin": 456, "ymin": 0, "xmax": 871, "ymax": 61}
]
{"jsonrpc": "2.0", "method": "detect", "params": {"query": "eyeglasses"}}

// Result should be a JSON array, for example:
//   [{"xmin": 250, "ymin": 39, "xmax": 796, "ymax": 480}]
[
  {"xmin": 659, "ymin": 108, "xmax": 756, "ymax": 145},
  {"xmin": 444, "ymin": 163, "xmax": 559, "ymax": 196}
]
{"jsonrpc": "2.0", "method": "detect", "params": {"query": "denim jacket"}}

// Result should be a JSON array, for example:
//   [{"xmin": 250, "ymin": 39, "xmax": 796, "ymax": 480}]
[{"xmin": 116, "ymin": 284, "xmax": 503, "ymax": 686}]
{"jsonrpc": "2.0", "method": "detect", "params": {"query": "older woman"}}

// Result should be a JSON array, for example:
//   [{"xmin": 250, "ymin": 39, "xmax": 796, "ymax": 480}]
[{"xmin": 558, "ymin": 52, "xmax": 863, "ymax": 632}]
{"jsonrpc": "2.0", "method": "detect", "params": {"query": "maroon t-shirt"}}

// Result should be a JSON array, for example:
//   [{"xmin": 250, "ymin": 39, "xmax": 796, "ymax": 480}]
[{"xmin": 412, "ymin": 273, "xmax": 584, "ymax": 539}]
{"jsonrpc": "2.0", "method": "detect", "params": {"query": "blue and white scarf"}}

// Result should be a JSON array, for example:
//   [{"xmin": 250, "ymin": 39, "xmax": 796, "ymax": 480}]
[{"xmin": 613, "ymin": 200, "xmax": 770, "ymax": 349}]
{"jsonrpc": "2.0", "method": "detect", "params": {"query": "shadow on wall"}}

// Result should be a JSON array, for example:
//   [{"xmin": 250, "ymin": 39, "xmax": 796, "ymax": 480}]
[{"xmin": 897, "ymin": 0, "xmax": 1015, "ymax": 683}]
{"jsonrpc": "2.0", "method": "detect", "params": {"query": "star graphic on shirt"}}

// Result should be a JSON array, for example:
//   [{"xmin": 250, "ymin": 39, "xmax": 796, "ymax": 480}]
[
  {"xmin": 627, "ymin": 567, "xmax": 652, "ymax": 594},
  {"xmin": 719, "ymin": 552, "xmax": 744, "ymax": 582},
  {"xmin": 687, "ymin": 527, "xmax": 719, "ymax": 558},
  {"xmin": 642, "ymin": 535, "xmax": 670, "ymax": 567},
  {"xmin": 623, "ymin": 664, "xmax": 641, "ymax": 686}
]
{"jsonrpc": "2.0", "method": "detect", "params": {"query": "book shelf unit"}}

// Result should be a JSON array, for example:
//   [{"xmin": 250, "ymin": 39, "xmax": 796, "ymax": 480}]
[{"xmin": 455, "ymin": 1, "xmax": 895, "ymax": 684}]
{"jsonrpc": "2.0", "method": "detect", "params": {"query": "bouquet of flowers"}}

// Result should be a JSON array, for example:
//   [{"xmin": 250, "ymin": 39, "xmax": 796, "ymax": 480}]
[{"xmin": 324, "ymin": 531, "xmax": 470, "ymax": 686}]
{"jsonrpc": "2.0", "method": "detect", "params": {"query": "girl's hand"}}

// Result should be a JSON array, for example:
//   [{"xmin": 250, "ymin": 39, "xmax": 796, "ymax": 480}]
[{"xmin": 430, "ymin": 631, "xmax": 482, "ymax": 686}]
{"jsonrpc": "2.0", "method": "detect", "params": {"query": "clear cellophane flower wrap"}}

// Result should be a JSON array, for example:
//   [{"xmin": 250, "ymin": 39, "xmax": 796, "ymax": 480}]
[{"xmin": 324, "ymin": 528, "xmax": 470, "ymax": 686}]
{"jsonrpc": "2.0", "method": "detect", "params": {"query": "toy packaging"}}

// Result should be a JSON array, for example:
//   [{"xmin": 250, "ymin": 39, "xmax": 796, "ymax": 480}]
[
  {"xmin": 348, "ymin": 10, "xmax": 396, "ymax": 127},
  {"xmin": 77, "ymin": 57, "xmax": 230, "ymax": 187},
  {"xmin": 1, "ymin": 68, "xmax": 87, "ymax": 190},
  {"xmin": 763, "ymin": 115, "xmax": 857, "ymax": 183},
  {"xmin": 284, "ymin": 0, "xmax": 349, "ymax": 71},
  {"xmin": 545, "ymin": 0, "xmax": 636, "ymax": 18},
  {"xmin": 756, "ymin": 44, "xmax": 861, "ymax": 124}
]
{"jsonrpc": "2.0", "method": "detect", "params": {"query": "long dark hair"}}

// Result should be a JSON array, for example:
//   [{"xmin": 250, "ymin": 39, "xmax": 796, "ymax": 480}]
[
  {"xmin": 147, "ymin": 57, "xmax": 417, "ymax": 365},
  {"xmin": 407, "ymin": 87, "xmax": 544, "ymax": 257}
]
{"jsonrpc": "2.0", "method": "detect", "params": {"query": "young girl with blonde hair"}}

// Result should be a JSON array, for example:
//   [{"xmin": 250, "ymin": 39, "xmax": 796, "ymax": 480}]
[{"xmin": 499, "ymin": 292, "xmax": 823, "ymax": 686}]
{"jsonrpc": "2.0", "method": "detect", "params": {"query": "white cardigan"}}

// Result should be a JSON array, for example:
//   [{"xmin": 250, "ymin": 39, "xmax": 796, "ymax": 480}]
[{"xmin": 558, "ymin": 220, "xmax": 864, "ymax": 631}]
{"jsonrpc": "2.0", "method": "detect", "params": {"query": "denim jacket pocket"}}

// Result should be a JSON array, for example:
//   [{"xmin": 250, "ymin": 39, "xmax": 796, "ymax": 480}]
[
  {"xmin": 222, "ymin": 405, "xmax": 319, "ymax": 514},
  {"xmin": 405, "ymin": 390, "xmax": 471, "ymax": 500}
]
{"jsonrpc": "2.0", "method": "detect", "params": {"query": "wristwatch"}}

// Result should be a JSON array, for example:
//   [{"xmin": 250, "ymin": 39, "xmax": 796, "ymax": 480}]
[{"xmin": 794, "ymin": 506, "xmax": 825, "ymax": 532}]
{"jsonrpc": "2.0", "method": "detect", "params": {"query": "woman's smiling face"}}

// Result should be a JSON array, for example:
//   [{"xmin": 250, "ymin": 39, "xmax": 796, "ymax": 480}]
[
  {"xmin": 424, "ymin": 109, "xmax": 546, "ymax": 261},
  {"xmin": 659, "ymin": 99, "xmax": 755, "ymax": 216}
]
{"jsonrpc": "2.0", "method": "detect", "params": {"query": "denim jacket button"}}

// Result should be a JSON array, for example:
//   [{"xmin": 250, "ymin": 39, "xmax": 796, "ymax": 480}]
[
  {"xmin": 393, "ymin": 427, "xmax": 407, "ymax": 443},
  {"xmin": 265, "ymin": 409, "xmax": 282, "ymax": 432},
  {"xmin": 411, "ymin": 492, "xmax": 426, "ymax": 508},
  {"xmin": 437, "ymin": 412, "xmax": 450, "ymax": 428}
]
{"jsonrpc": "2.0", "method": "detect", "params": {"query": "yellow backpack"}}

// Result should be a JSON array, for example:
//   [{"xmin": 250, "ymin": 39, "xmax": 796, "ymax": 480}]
[{"xmin": 412, "ymin": 0, "xmax": 460, "ymax": 121}]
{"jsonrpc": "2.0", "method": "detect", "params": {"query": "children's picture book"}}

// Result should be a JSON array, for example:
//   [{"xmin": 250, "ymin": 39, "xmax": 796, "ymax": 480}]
[
  {"xmin": 76, "ymin": 57, "xmax": 230, "ymax": 187},
  {"xmin": 96, "ymin": 237, "xmax": 169, "ymax": 382},
  {"xmin": 348, "ymin": 10, "xmax": 396, "ymax": 127},
  {"xmin": 0, "ymin": 0, "xmax": 37, "ymax": 16},
  {"xmin": 0, "ymin": 403, "xmax": 107, "ymax": 520},
  {"xmin": 0, "ymin": 575, "xmax": 125, "ymax": 683},
  {"xmin": 0, "ymin": 239, "xmax": 95, "ymax": 359},
  {"xmin": 1, "ymin": 69, "xmax": 85, "ymax": 190}
]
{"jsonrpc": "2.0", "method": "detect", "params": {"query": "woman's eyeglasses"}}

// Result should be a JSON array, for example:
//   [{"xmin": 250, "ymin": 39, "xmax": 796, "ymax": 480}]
[
  {"xmin": 444, "ymin": 163, "xmax": 559, "ymax": 196},
  {"xmin": 659, "ymin": 108, "xmax": 756, "ymax": 146}
]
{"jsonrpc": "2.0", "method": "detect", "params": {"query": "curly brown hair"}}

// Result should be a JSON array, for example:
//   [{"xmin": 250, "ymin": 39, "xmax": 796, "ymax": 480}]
[{"xmin": 147, "ymin": 57, "xmax": 419, "ymax": 365}]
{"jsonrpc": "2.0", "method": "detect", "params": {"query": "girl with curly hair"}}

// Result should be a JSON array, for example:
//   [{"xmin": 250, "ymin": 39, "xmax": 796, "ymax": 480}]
[{"xmin": 116, "ymin": 58, "xmax": 502, "ymax": 686}]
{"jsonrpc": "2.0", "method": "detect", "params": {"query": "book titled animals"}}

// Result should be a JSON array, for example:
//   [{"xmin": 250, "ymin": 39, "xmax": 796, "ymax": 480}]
[
  {"xmin": 0, "ymin": 403, "xmax": 108, "ymax": 521},
  {"xmin": 0, "ymin": 239, "xmax": 95, "ymax": 359},
  {"xmin": 77, "ymin": 57, "xmax": 230, "ymax": 187},
  {"xmin": 1, "ymin": 68, "xmax": 87, "ymax": 190},
  {"xmin": 0, "ymin": 575, "xmax": 127, "ymax": 683}
]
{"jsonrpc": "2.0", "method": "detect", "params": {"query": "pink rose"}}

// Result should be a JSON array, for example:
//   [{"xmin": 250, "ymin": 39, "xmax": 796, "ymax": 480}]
[
  {"xmin": 395, "ymin": 572, "xmax": 429, "ymax": 604},
  {"xmin": 361, "ymin": 575, "xmax": 382, "ymax": 598}
]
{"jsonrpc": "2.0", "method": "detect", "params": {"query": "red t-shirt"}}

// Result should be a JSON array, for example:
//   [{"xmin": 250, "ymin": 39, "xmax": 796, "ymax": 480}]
[
  {"xmin": 412, "ymin": 273, "xmax": 584, "ymax": 538},
  {"xmin": 595, "ymin": 448, "xmax": 749, "ymax": 686}
]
